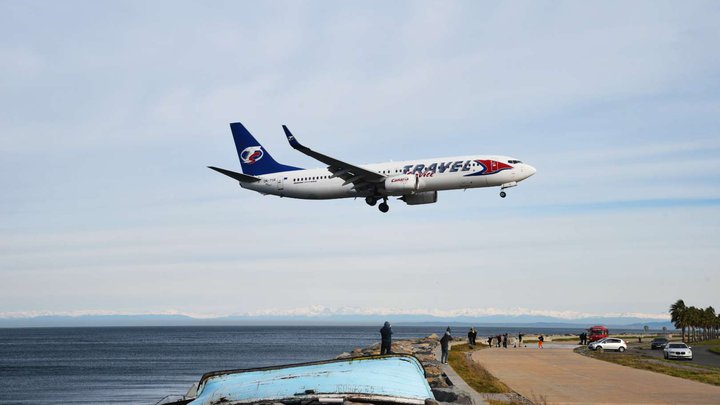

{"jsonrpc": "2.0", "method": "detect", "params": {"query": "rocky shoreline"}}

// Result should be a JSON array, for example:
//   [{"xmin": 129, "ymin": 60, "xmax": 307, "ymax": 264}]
[
  {"xmin": 337, "ymin": 334, "xmax": 450, "ymax": 387},
  {"xmin": 337, "ymin": 335, "xmax": 533, "ymax": 405},
  {"xmin": 336, "ymin": 334, "xmax": 477, "ymax": 404}
]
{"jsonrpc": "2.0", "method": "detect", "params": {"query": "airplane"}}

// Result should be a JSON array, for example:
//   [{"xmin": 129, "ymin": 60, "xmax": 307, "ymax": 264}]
[{"xmin": 209, "ymin": 123, "xmax": 536, "ymax": 213}]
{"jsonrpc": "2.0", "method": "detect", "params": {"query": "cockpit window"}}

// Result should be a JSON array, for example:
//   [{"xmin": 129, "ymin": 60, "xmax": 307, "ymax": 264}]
[{"xmin": 508, "ymin": 160, "xmax": 523, "ymax": 164}]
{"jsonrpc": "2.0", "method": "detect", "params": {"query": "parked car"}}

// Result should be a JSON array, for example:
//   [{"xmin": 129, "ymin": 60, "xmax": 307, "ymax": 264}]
[
  {"xmin": 663, "ymin": 342, "xmax": 693, "ymax": 360},
  {"xmin": 588, "ymin": 338, "xmax": 627, "ymax": 352},
  {"xmin": 650, "ymin": 337, "xmax": 669, "ymax": 350}
]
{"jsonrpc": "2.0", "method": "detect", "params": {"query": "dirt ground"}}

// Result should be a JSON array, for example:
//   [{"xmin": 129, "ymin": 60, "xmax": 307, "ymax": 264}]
[{"xmin": 471, "ymin": 344, "xmax": 720, "ymax": 404}]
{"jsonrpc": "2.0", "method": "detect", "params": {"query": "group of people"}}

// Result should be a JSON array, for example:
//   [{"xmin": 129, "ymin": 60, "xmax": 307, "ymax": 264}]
[
  {"xmin": 467, "ymin": 327, "xmax": 478, "ymax": 345},
  {"xmin": 380, "ymin": 322, "xmax": 549, "ymax": 365},
  {"xmin": 486, "ymin": 332, "xmax": 526, "ymax": 348},
  {"xmin": 578, "ymin": 332, "xmax": 589, "ymax": 345},
  {"xmin": 379, "ymin": 322, "xmax": 454, "ymax": 364}
]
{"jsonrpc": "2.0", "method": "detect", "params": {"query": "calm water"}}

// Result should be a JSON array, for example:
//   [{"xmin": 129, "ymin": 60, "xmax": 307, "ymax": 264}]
[{"xmin": 0, "ymin": 325, "xmax": 635, "ymax": 404}]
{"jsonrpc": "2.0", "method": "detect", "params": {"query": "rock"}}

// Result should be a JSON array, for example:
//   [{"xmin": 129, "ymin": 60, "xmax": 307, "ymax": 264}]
[
  {"xmin": 426, "ymin": 376, "xmax": 449, "ymax": 388},
  {"xmin": 423, "ymin": 364, "xmax": 443, "ymax": 378},
  {"xmin": 431, "ymin": 388, "xmax": 472, "ymax": 404}
]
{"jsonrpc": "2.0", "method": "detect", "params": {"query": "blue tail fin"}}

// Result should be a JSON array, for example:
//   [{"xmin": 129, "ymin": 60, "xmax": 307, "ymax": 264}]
[{"xmin": 230, "ymin": 123, "xmax": 303, "ymax": 175}]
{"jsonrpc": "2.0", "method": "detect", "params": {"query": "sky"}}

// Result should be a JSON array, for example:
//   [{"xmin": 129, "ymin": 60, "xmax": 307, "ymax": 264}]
[{"xmin": 1, "ymin": 1, "xmax": 719, "ymax": 321}]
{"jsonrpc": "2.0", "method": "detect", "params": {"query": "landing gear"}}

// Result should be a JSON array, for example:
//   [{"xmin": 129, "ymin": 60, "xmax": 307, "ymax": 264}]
[
  {"xmin": 378, "ymin": 202, "xmax": 389, "ymax": 213},
  {"xmin": 365, "ymin": 196, "xmax": 377, "ymax": 206},
  {"xmin": 499, "ymin": 182, "xmax": 516, "ymax": 198}
]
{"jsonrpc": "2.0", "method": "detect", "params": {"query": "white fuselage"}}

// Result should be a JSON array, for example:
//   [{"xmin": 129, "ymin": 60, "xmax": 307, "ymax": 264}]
[{"xmin": 240, "ymin": 155, "xmax": 536, "ymax": 199}]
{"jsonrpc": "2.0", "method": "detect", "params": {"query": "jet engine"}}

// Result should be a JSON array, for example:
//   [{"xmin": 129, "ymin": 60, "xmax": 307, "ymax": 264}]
[
  {"xmin": 384, "ymin": 174, "xmax": 419, "ymax": 194},
  {"xmin": 400, "ymin": 191, "xmax": 438, "ymax": 205}
]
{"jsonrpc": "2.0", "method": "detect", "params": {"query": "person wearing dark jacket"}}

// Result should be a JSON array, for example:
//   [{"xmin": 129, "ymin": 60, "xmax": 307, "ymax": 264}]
[
  {"xmin": 380, "ymin": 321, "xmax": 393, "ymax": 355},
  {"xmin": 440, "ymin": 327, "xmax": 452, "ymax": 364}
]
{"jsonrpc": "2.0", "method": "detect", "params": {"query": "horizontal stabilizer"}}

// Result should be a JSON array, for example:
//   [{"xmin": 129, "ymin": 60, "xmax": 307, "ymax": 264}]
[{"xmin": 208, "ymin": 166, "xmax": 260, "ymax": 183}]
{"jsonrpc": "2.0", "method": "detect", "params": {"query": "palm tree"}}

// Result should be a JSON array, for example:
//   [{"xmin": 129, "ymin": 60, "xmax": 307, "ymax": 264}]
[
  {"xmin": 704, "ymin": 306, "xmax": 716, "ymax": 341},
  {"xmin": 670, "ymin": 299, "xmax": 687, "ymax": 342},
  {"xmin": 687, "ymin": 306, "xmax": 701, "ymax": 342}
]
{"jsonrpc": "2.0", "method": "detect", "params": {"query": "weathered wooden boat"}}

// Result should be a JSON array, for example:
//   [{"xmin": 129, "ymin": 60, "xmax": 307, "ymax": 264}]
[{"xmin": 160, "ymin": 355, "xmax": 435, "ymax": 405}]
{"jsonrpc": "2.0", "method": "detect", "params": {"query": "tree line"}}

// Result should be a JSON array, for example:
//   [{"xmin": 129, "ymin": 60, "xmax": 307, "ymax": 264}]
[{"xmin": 669, "ymin": 299, "xmax": 719, "ymax": 343}]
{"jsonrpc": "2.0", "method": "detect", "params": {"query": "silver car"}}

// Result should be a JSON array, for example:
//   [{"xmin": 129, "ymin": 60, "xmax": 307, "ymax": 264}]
[
  {"xmin": 588, "ymin": 338, "xmax": 627, "ymax": 352},
  {"xmin": 663, "ymin": 342, "xmax": 693, "ymax": 360}
]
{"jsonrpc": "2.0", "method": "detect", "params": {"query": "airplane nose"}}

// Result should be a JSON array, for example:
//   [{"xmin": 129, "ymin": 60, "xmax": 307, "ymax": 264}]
[{"xmin": 525, "ymin": 164, "xmax": 536, "ymax": 178}]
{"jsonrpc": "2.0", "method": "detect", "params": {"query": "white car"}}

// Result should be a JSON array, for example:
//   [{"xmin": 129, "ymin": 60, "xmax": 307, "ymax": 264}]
[
  {"xmin": 664, "ymin": 342, "xmax": 693, "ymax": 360},
  {"xmin": 588, "ymin": 338, "xmax": 627, "ymax": 352}
]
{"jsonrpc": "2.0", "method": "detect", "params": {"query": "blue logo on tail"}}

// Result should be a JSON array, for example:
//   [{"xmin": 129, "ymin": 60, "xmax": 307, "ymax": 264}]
[{"xmin": 240, "ymin": 146, "xmax": 264, "ymax": 164}]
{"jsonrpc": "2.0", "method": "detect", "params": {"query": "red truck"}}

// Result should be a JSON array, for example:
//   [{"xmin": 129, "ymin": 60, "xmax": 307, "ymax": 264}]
[{"xmin": 587, "ymin": 325, "xmax": 609, "ymax": 342}]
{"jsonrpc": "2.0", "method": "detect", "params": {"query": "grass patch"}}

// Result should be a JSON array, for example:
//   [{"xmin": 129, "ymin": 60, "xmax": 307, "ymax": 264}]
[
  {"xmin": 709, "ymin": 346, "xmax": 720, "ymax": 355},
  {"xmin": 692, "ymin": 339, "xmax": 720, "ymax": 346},
  {"xmin": 575, "ymin": 346, "xmax": 720, "ymax": 386},
  {"xmin": 548, "ymin": 337, "xmax": 581, "ymax": 342},
  {"xmin": 448, "ymin": 343, "xmax": 512, "ymax": 393}
]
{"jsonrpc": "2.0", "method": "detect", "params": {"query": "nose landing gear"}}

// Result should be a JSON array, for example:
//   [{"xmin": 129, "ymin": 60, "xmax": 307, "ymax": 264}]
[{"xmin": 499, "ymin": 182, "xmax": 517, "ymax": 198}]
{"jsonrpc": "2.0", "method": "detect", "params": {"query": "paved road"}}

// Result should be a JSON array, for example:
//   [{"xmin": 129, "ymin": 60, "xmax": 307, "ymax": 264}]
[
  {"xmin": 630, "ymin": 344, "xmax": 720, "ymax": 368},
  {"xmin": 472, "ymin": 345, "xmax": 720, "ymax": 404}
]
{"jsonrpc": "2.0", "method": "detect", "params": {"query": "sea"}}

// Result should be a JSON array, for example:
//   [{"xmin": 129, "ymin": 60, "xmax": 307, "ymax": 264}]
[{"xmin": 0, "ymin": 325, "xmax": 642, "ymax": 404}]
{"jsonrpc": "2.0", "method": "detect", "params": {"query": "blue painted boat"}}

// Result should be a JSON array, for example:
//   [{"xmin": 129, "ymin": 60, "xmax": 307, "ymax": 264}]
[{"xmin": 183, "ymin": 355, "xmax": 434, "ymax": 405}]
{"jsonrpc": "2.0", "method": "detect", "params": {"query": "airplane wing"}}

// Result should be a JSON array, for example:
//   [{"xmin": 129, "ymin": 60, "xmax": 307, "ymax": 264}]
[
  {"xmin": 282, "ymin": 125, "xmax": 385, "ymax": 191},
  {"xmin": 208, "ymin": 166, "xmax": 261, "ymax": 183}
]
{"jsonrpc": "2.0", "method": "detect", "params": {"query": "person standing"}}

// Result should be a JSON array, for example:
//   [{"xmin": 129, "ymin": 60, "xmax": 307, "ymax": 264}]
[
  {"xmin": 538, "ymin": 334, "xmax": 544, "ymax": 349},
  {"xmin": 518, "ymin": 333, "xmax": 524, "ymax": 347},
  {"xmin": 502, "ymin": 333, "xmax": 508, "ymax": 348},
  {"xmin": 468, "ymin": 328, "xmax": 474, "ymax": 346},
  {"xmin": 487, "ymin": 336, "xmax": 493, "ymax": 347},
  {"xmin": 496, "ymin": 334, "xmax": 502, "ymax": 347},
  {"xmin": 380, "ymin": 321, "xmax": 393, "ymax": 355},
  {"xmin": 440, "ymin": 327, "xmax": 452, "ymax": 364}
]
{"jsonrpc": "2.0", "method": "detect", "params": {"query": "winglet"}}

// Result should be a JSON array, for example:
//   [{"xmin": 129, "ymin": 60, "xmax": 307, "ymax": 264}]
[{"xmin": 282, "ymin": 125, "xmax": 301, "ymax": 149}]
